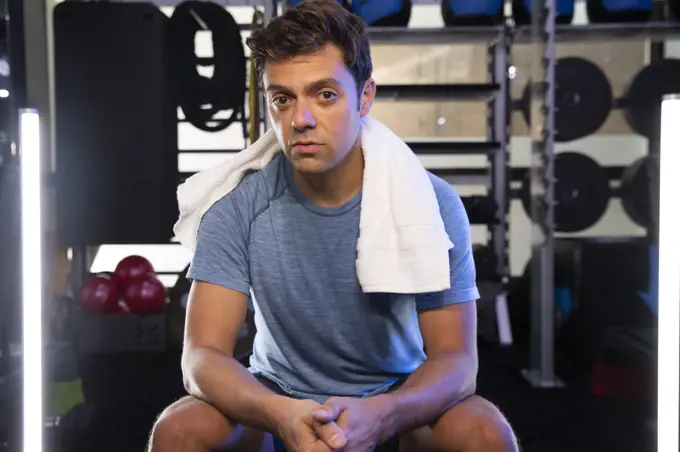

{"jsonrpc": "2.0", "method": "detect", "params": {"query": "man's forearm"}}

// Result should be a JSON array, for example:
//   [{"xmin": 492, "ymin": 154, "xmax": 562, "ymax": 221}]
[
  {"xmin": 377, "ymin": 352, "xmax": 478, "ymax": 440},
  {"xmin": 182, "ymin": 347, "xmax": 289, "ymax": 432}
]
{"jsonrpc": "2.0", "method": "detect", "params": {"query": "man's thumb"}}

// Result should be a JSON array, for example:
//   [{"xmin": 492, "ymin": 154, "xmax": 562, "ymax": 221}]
[
  {"xmin": 315, "ymin": 421, "xmax": 347, "ymax": 450},
  {"xmin": 312, "ymin": 399, "xmax": 345, "ymax": 422}
]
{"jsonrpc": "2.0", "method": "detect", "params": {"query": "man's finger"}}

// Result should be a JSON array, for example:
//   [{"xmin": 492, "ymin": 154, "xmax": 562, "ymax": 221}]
[
  {"xmin": 313, "ymin": 420, "xmax": 347, "ymax": 450},
  {"xmin": 301, "ymin": 425, "xmax": 333, "ymax": 452},
  {"xmin": 312, "ymin": 398, "xmax": 346, "ymax": 422},
  {"xmin": 309, "ymin": 442, "xmax": 333, "ymax": 452}
]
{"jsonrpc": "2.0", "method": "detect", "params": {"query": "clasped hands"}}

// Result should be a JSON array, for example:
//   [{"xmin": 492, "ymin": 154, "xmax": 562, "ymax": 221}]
[{"xmin": 275, "ymin": 395, "xmax": 393, "ymax": 452}]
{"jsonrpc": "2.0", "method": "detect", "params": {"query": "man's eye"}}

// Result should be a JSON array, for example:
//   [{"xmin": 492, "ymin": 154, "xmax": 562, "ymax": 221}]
[
  {"xmin": 320, "ymin": 91, "xmax": 337, "ymax": 101},
  {"xmin": 273, "ymin": 97, "xmax": 289, "ymax": 105}
]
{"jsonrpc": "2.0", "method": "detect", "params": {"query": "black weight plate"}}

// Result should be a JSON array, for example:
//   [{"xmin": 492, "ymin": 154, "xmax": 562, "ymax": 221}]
[
  {"xmin": 620, "ymin": 156, "xmax": 654, "ymax": 228},
  {"xmin": 476, "ymin": 280, "xmax": 504, "ymax": 343},
  {"xmin": 520, "ymin": 152, "xmax": 611, "ymax": 233},
  {"xmin": 624, "ymin": 59, "xmax": 680, "ymax": 140},
  {"xmin": 671, "ymin": 0, "xmax": 680, "ymax": 21},
  {"xmin": 462, "ymin": 196, "xmax": 499, "ymax": 224},
  {"xmin": 521, "ymin": 57, "xmax": 613, "ymax": 142},
  {"xmin": 473, "ymin": 245, "xmax": 499, "ymax": 281}
]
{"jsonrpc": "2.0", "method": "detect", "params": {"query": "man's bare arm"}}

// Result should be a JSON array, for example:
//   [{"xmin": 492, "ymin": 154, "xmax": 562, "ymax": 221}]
[
  {"xmin": 181, "ymin": 281, "xmax": 288, "ymax": 432},
  {"xmin": 377, "ymin": 302, "xmax": 479, "ymax": 439}
]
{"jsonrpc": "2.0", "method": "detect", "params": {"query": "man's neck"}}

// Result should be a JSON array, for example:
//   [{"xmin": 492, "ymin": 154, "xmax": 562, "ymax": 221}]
[{"xmin": 292, "ymin": 142, "xmax": 364, "ymax": 208}]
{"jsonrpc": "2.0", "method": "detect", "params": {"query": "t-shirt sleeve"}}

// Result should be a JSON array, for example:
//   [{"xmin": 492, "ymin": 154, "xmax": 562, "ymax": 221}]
[
  {"xmin": 186, "ymin": 195, "xmax": 251, "ymax": 296},
  {"xmin": 416, "ymin": 183, "xmax": 480, "ymax": 311}
]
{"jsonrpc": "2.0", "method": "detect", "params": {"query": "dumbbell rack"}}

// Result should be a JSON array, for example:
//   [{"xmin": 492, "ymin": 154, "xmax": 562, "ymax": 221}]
[
  {"xmin": 262, "ymin": 1, "xmax": 513, "ymax": 286},
  {"xmin": 512, "ymin": 5, "xmax": 680, "ymax": 389},
  {"xmin": 519, "ymin": 0, "xmax": 562, "ymax": 389}
]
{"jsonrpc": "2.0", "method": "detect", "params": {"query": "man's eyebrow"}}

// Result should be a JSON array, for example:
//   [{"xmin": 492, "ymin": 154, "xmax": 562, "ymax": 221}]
[
  {"xmin": 306, "ymin": 78, "xmax": 342, "ymax": 91},
  {"xmin": 265, "ymin": 78, "xmax": 342, "ymax": 95},
  {"xmin": 265, "ymin": 84, "xmax": 294, "ymax": 95}
]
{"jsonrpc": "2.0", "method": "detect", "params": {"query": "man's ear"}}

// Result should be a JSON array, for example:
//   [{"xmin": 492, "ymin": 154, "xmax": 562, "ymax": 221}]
[{"xmin": 359, "ymin": 78, "xmax": 376, "ymax": 118}]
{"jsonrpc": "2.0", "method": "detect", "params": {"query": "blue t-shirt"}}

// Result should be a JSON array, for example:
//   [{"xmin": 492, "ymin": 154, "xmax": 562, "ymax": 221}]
[{"xmin": 187, "ymin": 154, "xmax": 479, "ymax": 403}]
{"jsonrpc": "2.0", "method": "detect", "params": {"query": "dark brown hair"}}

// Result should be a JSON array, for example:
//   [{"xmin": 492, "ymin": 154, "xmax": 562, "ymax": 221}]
[{"xmin": 245, "ymin": 0, "xmax": 373, "ymax": 95}]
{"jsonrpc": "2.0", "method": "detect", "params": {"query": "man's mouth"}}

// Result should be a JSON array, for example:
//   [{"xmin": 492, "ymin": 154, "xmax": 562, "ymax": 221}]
[{"xmin": 292, "ymin": 142, "xmax": 321, "ymax": 155}]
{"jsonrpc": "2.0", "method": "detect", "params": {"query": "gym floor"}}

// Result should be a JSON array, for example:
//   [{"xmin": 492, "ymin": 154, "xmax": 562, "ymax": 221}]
[{"xmin": 45, "ymin": 340, "xmax": 655, "ymax": 452}]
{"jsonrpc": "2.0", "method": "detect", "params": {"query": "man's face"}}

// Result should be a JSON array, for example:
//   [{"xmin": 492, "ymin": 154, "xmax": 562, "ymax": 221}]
[{"xmin": 262, "ymin": 44, "xmax": 375, "ymax": 174}]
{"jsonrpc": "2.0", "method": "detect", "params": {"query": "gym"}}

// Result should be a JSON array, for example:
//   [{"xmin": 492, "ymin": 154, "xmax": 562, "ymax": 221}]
[{"xmin": 0, "ymin": 0, "xmax": 677, "ymax": 451}]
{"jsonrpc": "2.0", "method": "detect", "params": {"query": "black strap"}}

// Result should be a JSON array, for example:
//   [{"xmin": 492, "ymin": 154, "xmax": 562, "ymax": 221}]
[{"xmin": 168, "ymin": 1, "xmax": 246, "ymax": 133}]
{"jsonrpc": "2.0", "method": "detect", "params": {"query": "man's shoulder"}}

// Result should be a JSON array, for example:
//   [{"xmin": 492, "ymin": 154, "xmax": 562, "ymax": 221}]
[
  {"xmin": 426, "ymin": 171, "xmax": 470, "ymax": 235},
  {"xmin": 426, "ymin": 171, "xmax": 462, "ymax": 208},
  {"xmin": 206, "ymin": 154, "xmax": 289, "ymax": 225}
]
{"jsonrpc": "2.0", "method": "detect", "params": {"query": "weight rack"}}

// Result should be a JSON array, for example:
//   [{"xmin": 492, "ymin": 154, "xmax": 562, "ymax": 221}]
[
  {"xmin": 513, "ymin": 11, "xmax": 680, "ymax": 389},
  {"xmin": 520, "ymin": 0, "xmax": 562, "ymax": 389}
]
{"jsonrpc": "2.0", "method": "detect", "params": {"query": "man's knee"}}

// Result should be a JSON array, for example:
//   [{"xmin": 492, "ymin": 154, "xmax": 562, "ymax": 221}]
[
  {"xmin": 150, "ymin": 396, "xmax": 206, "ymax": 451},
  {"xmin": 148, "ymin": 396, "xmax": 238, "ymax": 452},
  {"xmin": 436, "ymin": 396, "xmax": 518, "ymax": 452},
  {"xmin": 463, "ymin": 411, "xmax": 517, "ymax": 452}
]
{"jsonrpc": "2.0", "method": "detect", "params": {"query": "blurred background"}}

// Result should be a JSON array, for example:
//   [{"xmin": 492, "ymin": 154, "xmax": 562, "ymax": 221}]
[{"xmin": 0, "ymin": 0, "xmax": 676, "ymax": 450}]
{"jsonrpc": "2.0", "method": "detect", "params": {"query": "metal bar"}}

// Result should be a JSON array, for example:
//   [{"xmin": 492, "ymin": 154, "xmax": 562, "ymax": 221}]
[
  {"xmin": 429, "ymin": 169, "xmax": 491, "ymax": 187},
  {"xmin": 408, "ymin": 141, "xmax": 500, "ymax": 155},
  {"xmin": 646, "ymin": 41, "xmax": 664, "ymax": 246},
  {"xmin": 2, "ymin": 1, "xmax": 24, "ymax": 375},
  {"xmin": 20, "ymin": 0, "xmax": 51, "ymax": 172},
  {"xmin": 514, "ymin": 22, "xmax": 680, "ymax": 43},
  {"xmin": 510, "ymin": 165, "xmax": 626, "ymax": 182},
  {"xmin": 522, "ymin": 0, "xmax": 562, "ymax": 389},
  {"xmin": 69, "ymin": 247, "xmax": 89, "ymax": 307},
  {"xmin": 488, "ymin": 29, "xmax": 511, "ymax": 280},
  {"xmin": 368, "ymin": 26, "xmax": 503, "ymax": 45},
  {"xmin": 263, "ymin": 0, "xmax": 277, "ymax": 23},
  {"xmin": 375, "ymin": 84, "xmax": 499, "ymax": 102},
  {"xmin": 7, "ymin": 2, "xmax": 26, "ymax": 109},
  {"xmin": 5, "ymin": 0, "xmax": 26, "ymax": 167},
  {"xmin": 261, "ymin": 0, "xmax": 277, "ymax": 132}
]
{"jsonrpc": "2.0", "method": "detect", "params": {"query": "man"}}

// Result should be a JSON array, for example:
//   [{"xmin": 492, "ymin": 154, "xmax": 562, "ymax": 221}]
[{"xmin": 149, "ymin": 1, "xmax": 518, "ymax": 451}]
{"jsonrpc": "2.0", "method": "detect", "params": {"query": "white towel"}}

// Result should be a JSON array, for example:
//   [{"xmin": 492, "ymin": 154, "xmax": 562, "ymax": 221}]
[{"xmin": 174, "ymin": 116, "xmax": 453, "ymax": 294}]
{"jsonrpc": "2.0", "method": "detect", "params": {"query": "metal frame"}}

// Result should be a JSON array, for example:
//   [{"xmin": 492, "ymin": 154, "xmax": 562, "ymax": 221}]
[
  {"xmin": 260, "ymin": 0, "xmax": 277, "ymax": 132},
  {"xmin": 5, "ymin": 0, "xmax": 25, "ymax": 160},
  {"xmin": 521, "ymin": 0, "xmax": 563, "ymax": 388},
  {"xmin": 515, "ymin": 3, "xmax": 680, "ymax": 390},
  {"xmin": 0, "ymin": 0, "xmax": 24, "ymax": 380},
  {"xmin": 647, "ymin": 40, "xmax": 664, "ymax": 247},
  {"xmin": 488, "ymin": 25, "xmax": 511, "ymax": 281}
]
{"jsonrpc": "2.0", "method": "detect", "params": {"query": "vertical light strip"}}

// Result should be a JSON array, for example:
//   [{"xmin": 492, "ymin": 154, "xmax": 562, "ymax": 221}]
[
  {"xmin": 658, "ymin": 94, "xmax": 680, "ymax": 452},
  {"xmin": 20, "ymin": 109, "xmax": 43, "ymax": 452}
]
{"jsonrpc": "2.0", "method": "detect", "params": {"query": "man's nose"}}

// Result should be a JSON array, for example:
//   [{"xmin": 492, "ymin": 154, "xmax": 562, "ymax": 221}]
[{"xmin": 292, "ymin": 103, "xmax": 316, "ymax": 131}]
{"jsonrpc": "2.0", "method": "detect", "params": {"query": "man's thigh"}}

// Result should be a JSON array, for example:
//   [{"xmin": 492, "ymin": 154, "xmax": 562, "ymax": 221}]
[
  {"xmin": 397, "ymin": 395, "xmax": 518, "ymax": 452},
  {"xmin": 149, "ymin": 395, "xmax": 275, "ymax": 452}
]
